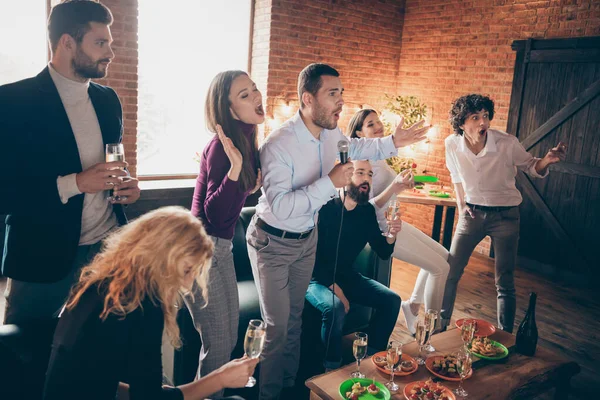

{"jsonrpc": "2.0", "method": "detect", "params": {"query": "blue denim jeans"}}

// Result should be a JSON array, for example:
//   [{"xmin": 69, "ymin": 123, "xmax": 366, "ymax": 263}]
[{"xmin": 305, "ymin": 275, "xmax": 401, "ymax": 369}]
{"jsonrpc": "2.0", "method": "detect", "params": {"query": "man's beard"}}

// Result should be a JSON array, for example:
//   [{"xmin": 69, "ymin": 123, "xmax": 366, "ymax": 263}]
[
  {"xmin": 72, "ymin": 46, "xmax": 109, "ymax": 79},
  {"xmin": 312, "ymin": 99, "xmax": 338, "ymax": 130},
  {"xmin": 347, "ymin": 181, "xmax": 370, "ymax": 205}
]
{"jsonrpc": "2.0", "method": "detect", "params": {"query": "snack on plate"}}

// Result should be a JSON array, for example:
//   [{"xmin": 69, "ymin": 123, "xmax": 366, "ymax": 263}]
[
  {"xmin": 401, "ymin": 360, "xmax": 415, "ymax": 372},
  {"xmin": 471, "ymin": 337, "xmax": 504, "ymax": 357},
  {"xmin": 408, "ymin": 379, "xmax": 451, "ymax": 400},
  {"xmin": 367, "ymin": 383, "xmax": 380, "ymax": 395},
  {"xmin": 345, "ymin": 382, "xmax": 367, "ymax": 399},
  {"xmin": 431, "ymin": 355, "xmax": 460, "ymax": 378},
  {"xmin": 373, "ymin": 355, "xmax": 387, "ymax": 367}
]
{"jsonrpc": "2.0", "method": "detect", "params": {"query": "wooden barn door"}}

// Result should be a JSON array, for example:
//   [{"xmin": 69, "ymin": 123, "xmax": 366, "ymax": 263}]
[{"xmin": 507, "ymin": 37, "xmax": 600, "ymax": 282}]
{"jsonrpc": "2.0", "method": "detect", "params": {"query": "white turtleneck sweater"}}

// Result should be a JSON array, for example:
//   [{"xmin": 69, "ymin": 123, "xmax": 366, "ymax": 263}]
[{"xmin": 50, "ymin": 64, "xmax": 117, "ymax": 245}]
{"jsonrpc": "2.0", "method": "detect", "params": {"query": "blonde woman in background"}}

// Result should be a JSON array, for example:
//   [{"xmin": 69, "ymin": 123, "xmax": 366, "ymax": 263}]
[{"xmin": 43, "ymin": 207, "xmax": 257, "ymax": 400}]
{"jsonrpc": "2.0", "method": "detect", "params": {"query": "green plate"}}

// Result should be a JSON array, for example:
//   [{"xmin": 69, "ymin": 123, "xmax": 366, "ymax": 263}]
[
  {"xmin": 414, "ymin": 175, "xmax": 439, "ymax": 183},
  {"xmin": 338, "ymin": 378, "xmax": 391, "ymax": 400},
  {"xmin": 469, "ymin": 339, "xmax": 509, "ymax": 360},
  {"xmin": 428, "ymin": 191, "xmax": 451, "ymax": 198}
]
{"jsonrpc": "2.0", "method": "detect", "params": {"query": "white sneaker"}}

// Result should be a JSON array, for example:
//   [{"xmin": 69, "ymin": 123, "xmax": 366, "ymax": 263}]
[{"xmin": 401, "ymin": 300, "xmax": 418, "ymax": 335}]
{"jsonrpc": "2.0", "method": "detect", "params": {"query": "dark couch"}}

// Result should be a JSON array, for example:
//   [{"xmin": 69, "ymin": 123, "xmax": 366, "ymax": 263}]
[{"xmin": 174, "ymin": 207, "xmax": 393, "ymax": 398}]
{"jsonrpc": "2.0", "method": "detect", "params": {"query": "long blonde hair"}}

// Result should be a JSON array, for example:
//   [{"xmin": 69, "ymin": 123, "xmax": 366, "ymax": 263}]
[{"xmin": 66, "ymin": 206, "xmax": 214, "ymax": 348}]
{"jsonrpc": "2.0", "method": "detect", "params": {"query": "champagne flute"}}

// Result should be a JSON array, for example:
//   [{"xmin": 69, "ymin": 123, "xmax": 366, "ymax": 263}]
[
  {"xmin": 424, "ymin": 309, "xmax": 438, "ymax": 352},
  {"xmin": 105, "ymin": 143, "xmax": 125, "ymax": 202},
  {"xmin": 243, "ymin": 319, "xmax": 266, "ymax": 387},
  {"xmin": 384, "ymin": 341, "xmax": 402, "ymax": 392},
  {"xmin": 461, "ymin": 320, "xmax": 476, "ymax": 351},
  {"xmin": 414, "ymin": 321, "xmax": 428, "ymax": 365},
  {"xmin": 383, "ymin": 200, "xmax": 400, "ymax": 238},
  {"xmin": 454, "ymin": 349, "xmax": 472, "ymax": 397},
  {"xmin": 351, "ymin": 332, "xmax": 368, "ymax": 378}
]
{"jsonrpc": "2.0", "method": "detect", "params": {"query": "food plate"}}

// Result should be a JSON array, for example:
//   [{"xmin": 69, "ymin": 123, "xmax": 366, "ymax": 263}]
[
  {"xmin": 371, "ymin": 351, "xmax": 418, "ymax": 376},
  {"xmin": 455, "ymin": 318, "xmax": 496, "ymax": 337},
  {"xmin": 414, "ymin": 175, "xmax": 439, "ymax": 183},
  {"xmin": 403, "ymin": 380, "xmax": 456, "ymax": 400},
  {"xmin": 469, "ymin": 337, "xmax": 509, "ymax": 360},
  {"xmin": 339, "ymin": 378, "xmax": 391, "ymax": 400},
  {"xmin": 425, "ymin": 355, "xmax": 473, "ymax": 382},
  {"xmin": 428, "ymin": 190, "xmax": 451, "ymax": 198}
]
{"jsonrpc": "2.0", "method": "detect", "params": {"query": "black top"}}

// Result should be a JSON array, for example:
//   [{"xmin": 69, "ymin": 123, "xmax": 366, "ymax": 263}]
[
  {"xmin": 312, "ymin": 198, "xmax": 394, "ymax": 289},
  {"xmin": 43, "ymin": 285, "xmax": 183, "ymax": 400}
]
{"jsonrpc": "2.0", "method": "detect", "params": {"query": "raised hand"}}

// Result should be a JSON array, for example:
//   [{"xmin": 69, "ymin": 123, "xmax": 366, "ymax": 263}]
[
  {"xmin": 392, "ymin": 117, "xmax": 430, "ymax": 148},
  {"xmin": 216, "ymin": 124, "xmax": 243, "ymax": 180},
  {"xmin": 392, "ymin": 169, "xmax": 415, "ymax": 193},
  {"xmin": 328, "ymin": 160, "xmax": 354, "ymax": 188},
  {"xmin": 385, "ymin": 210, "xmax": 403, "ymax": 237},
  {"xmin": 543, "ymin": 142, "xmax": 567, "ymax": 164}
]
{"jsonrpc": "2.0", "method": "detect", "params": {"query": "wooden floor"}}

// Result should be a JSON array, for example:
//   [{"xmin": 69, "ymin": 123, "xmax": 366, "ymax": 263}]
[
  {"xmin": 389, "ymin": 253, "xmax": 599, "ymax": 399},
  {"xmin": 1, "ymin": 253, "xmax": 597, "ymax": 398}
]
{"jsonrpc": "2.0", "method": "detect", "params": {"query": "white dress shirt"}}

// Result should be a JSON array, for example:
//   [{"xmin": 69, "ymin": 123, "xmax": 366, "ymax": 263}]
[
  {"xmin": 445, "ymin": 129, "xmax": 547, "ymax": 207},
  {"xmin": 256, "ymin": 111, "xmax": 397, "ymax": 232}
]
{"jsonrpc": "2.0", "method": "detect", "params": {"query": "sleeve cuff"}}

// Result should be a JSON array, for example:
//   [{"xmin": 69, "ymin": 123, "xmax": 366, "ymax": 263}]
[
  {"xmin": 530, "ymin": 159, "xmax": 549, "ymax": 179},
  {"xmin": 382, "ymin": 135, "xmax": 398, "ymax": 157},
  {"xmin": 57, "ymin": 174, "xmax": 82, "ymax": 204},
  {"xmin": 316, "ymin": 176, "xmax": 338, "ymax": 200}
]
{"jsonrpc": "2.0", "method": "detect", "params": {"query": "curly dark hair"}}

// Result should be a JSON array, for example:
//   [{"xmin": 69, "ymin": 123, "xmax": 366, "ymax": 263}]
[{"xmin": 448, "ymin": 94, "xmax": 495, "ymax": 135}]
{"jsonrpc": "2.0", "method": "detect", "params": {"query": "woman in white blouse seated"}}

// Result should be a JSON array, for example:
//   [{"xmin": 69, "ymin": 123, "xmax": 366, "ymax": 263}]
[
  {"xmin": 442, "ymin": 94, "xmax": 566, "ymax": 333},
  {"xmin": 347, "ymin": 109, "xmax": 449, "ymax": 335}
]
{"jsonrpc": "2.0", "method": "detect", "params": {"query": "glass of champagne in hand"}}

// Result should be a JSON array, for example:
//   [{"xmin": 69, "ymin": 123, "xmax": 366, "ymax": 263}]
[
  {"xmin": 383, "ymin": 200, "xmax": 400, "ymax": 238},
  {"xmin": 424, "ymin": 309, "xmax": 438, "ymax": 352},
  {"xmin": 461, "ymin": 320, "xmax": 476, "ymax": 351},
  {"xmin": 105, "ymin": 143, "xmax": 125, "ymax": 202},
  {"xmin": 414, "ymin": 321, "xmax": 428, "ymax": 365},
  {"xmin": 384, "ymin": 341, "xmax": 402, "ymax": 392},
  {"xmin": 454, "ymin": 348, "xmax": 472, "ymax": 398},
  {"xmin": 243, "ymin": 319, "xmax": 266, "ymax": 387},
  {"xmin": 351, "ymin": 332, "xmax": 368, "ymax": 378}
]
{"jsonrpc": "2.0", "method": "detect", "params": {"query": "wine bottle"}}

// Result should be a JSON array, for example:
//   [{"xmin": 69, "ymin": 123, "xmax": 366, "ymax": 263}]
[{"xmin": 516, "ymin": 292, "xmax": 538, "ymax": 356}]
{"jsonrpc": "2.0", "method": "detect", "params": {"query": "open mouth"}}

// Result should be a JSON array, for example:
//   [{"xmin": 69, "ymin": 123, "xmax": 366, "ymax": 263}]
[
  {"xmin": 359, "ymin": 183, "xmax": 370, "ymax": 193},
  {"xmin": 479, "ymin": 129, "xmax": 487, "ymax": 136},
  {"xmin": 255, "ymin": 104, "xmax": 264, "ymax": 116}
]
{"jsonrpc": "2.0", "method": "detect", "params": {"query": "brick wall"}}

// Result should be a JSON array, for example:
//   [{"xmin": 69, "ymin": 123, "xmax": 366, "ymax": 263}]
[
  {"xmin": 396, "ymin": 0, "xmax": 600, "ymax": 255},
  {"xmin": 251, "ymin": 0, "xmax": 406, "ymax": 138},
  {"xmin": 94, "ymin": 0, "xmax": 139, "ymax": 177}
]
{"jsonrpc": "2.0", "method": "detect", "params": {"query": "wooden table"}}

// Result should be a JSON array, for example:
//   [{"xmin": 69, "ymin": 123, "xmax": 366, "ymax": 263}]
[
  {"xmin": 306, "ymin": 328, "xmax": 580, "ymax": 400},
  {"xmin": 396, "ymin": 192, "xmax": 457, "ymax": 250}
]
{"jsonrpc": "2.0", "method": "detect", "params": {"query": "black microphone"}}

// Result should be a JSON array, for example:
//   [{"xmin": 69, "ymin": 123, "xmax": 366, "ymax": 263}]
[{"xmin": 337, "ymin": 140, "xmax": 349, "ymax": 164}]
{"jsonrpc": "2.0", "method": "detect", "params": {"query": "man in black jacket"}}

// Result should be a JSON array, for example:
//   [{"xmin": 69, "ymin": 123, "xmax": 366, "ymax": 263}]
[
  {"xmin": 0, "ymin": 0, "xmax": 140, "ymax": 325},
  {"xmin": 306, "ymin": 160, "xmax": 402, "ymax": 369}
]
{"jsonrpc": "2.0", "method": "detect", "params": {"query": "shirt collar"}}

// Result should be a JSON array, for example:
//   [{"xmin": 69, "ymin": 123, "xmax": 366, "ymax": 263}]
[
  {"xmin": 291, "ymin": 111, "xmax": 322, "ymax": 144},
  {"xmin": 458, "ymin": 130, "xmax": 497, "ymax": 155}
]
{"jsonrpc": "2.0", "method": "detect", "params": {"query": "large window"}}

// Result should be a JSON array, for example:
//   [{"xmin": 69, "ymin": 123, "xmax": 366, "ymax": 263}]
[
  {"xmin": 137, "ymin": 1, "xmax": 252, "ymax": 177},
  {"xmin": 0, "ymin": 1, "xmax": 47, "ymax": 85}
]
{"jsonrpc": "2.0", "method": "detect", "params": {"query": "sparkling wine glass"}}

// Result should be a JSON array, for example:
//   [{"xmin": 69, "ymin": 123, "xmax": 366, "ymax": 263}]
[
  {"xmin": 424, "ymin": 309, "xmax": 438, "ymax": 352},
  {"xmin": 461, "ymin": 319, "xmax": 476, "ymax": 351},
  {"xmin": 105, "ymin": 143, "xmax": 125, "ymax": 202},
  {"xmin": 454, "ymin": 348, "xmax": 472, "ymax": 398},
  {"xmin": 385, "ymin": 341, "xmax": 402, "ymax": 392},
  {"xmin": 243, "ymin": 319, "xmax": 266, "ymax": 387},
  {"xmin": 414, "ymin": 321, "xmax": 428, "ymax": 365},
  {"xmin": 383, "ymin": 200, "xmax": 400, "ymax": 238},
  {"xmin": 351, "ymin": 332, "xmax": 368, "ymax": 378}
]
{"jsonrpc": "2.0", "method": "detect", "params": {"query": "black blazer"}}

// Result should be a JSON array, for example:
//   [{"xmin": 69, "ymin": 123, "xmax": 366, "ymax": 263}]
[{"xmin": 0, "ymin": 67, "xmax": 127, "ymax": 283}]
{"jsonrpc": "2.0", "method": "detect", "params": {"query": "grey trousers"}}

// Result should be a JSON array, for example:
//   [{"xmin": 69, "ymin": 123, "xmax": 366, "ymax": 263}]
[
  {"xmin": 184, "ymin": 236, "xmax": 239, "ymax": 399},
  {"xmin": 441, "ymin": 207, "xmax": 520, "ymax": 333},
  {"xmin": 3, "ymin": 242, "xmax": 103, "ymax": 325},
  {"xmin": 246, "ymin": 216, "xmax": 318, "ymax": 400}
]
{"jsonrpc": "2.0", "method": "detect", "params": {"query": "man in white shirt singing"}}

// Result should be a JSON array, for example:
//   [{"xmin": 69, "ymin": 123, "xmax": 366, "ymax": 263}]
[
  {"xmin": 442, "ymin": 94, "xmax": 566, "ymax": 333},
  {"xmin": 246, "ymin": 63, "xmax": 428, "ymax": 399}
]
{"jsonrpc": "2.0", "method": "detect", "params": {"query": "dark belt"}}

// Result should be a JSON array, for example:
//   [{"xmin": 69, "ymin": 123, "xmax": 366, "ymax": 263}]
[
  {"xmin": 466, "ymin": 203, "xmax": 516, "ymax": 212},
  {"xmin": 256, "ymin": 218, "xmax": 313, "ymax": 240}
]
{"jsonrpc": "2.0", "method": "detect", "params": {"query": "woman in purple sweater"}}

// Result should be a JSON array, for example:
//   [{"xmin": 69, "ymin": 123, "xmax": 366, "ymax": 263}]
[{"xmin": 186, "ymin": 70, "xmax": 264, "ymax": 397}]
